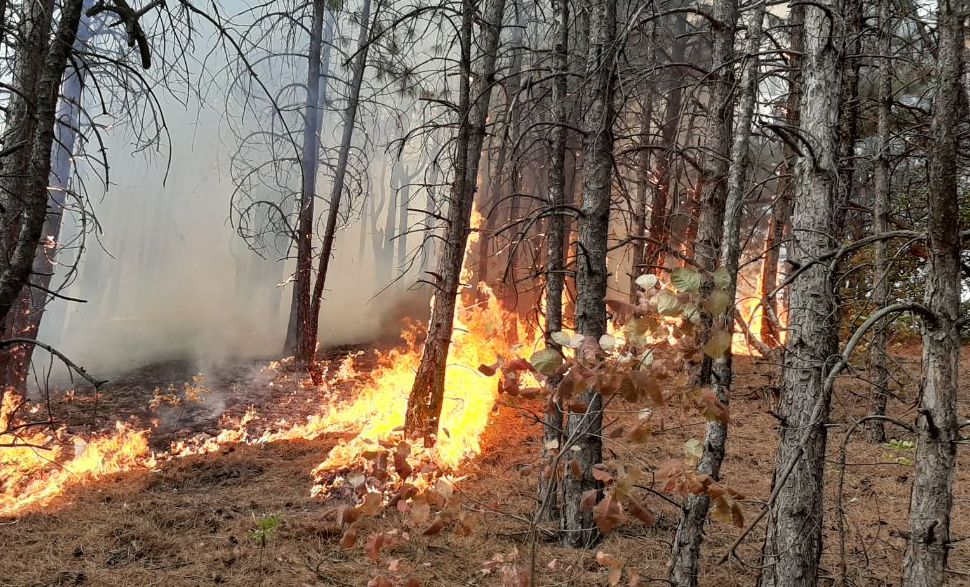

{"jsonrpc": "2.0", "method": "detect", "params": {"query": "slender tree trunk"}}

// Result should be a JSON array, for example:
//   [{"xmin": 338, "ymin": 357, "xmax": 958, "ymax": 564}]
[
  {"xmin": 668, "ymin": 3, "xmax": 763, "ymax": 585},
  {"xmin": 404, "ymin": 0, "xmax": 507, "ymax": 440},
  {"xmin": 0, "ymin": 0, "xmax": 97, "ymax": 392},
  {"xmin": 901, "ymin": 0, "xmax": 964, "ymax": 583},
  {"xmin": 758, "ymin": 0, "xmax": 843, "ymax": 583},
  {"xmin": 643, "ymin": 13, "xmax": 687, "ymax": 276},
  {"xmin": 866, "ymin": 0, "xmax": 893, "ymax": 444},
  {"xmin": 303, "ymin": 0, "xmax": 374, "ymax": 365},
  {"xmin": 284, "ymin": 0, "xmax": 332, "ymax": 356},
  {"xmin": 758, "ymin": 5, "xmax": 803, "ymax": 347},
  {"xmin": 539, "ymin": 0, "xmax": 569, "ymax": 525},
  {"xmin": 630, "ymin": 91, "xmax": 652, "ymax": 302},
  {"xmin": 686, "ymin": 0, "xmax": 738, "ymax": 390},
  {"xmin": 834, "ymin": 0, "xmax": 862, "ymax": 237},
  {"xmin": 562, "ymin": 0, "xmax": 615, "ymax": 548},
  {"xmin": 500, "ymin": 6, "xmax": 524, "ymax": 341}
]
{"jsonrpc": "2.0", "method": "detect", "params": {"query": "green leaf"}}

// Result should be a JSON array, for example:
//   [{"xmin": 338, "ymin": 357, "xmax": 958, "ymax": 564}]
[
  {"xmin": 712, "ymin": 267, "xmax": 731, "ymax": 290},
  {"xmin": 530, "ymin": 348, "xmax": 564, "ymax": 376},
  {"xmin": 655, "ymin": 291, "xmax": 681, "ymax": 316},
  {"xmin": 635, "ymin": 274, "xmax": 659, "ymax": 290},
  {"xmin": 550, "ymin": 330, "xmax": 572, "ymax": 347},
  {"xmin": 706, "ymin": 290, "xmax": 733, "ymax": 317},
  {"xmin": 702, "ymin": 329, "xmax": 733, "ymax": 358},
  {"xmin": 671, "ymin": 268, "xmax": 701, "ymax": 293}
]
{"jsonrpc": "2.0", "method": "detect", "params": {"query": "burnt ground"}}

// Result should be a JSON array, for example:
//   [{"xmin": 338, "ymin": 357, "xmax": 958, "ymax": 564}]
[{"xmin": 1, "ymin": 345, "xmax": 970, "ymax": 586}]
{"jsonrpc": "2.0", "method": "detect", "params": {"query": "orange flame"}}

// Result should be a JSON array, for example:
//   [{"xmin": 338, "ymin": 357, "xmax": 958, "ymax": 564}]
[{"xmin": 0, "ymin": 206, "xmax": 539, "ymax": 514}]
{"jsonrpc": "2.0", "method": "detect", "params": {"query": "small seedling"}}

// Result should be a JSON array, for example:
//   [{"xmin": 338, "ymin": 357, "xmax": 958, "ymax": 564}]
[
  {"xmin": 884, "ymin": 439, "xmax": 915, "ymax": 466},
  {"xmin": 249, "ymin": 514, "xmax": 282, "ymax": 586}
]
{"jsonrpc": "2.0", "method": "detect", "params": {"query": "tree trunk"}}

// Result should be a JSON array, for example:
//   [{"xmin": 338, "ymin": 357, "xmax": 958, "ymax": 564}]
[
  {"xmin": 562, "ymin": 0, "xmax": 615, "ymax": 549},
  {"xmin": 630, "ymin": 91, "xmax": 652, "ymax": 302},
  {"xmin": 834, "ymin": 0, "xmax": 862, "ymax": 237},
  {"xmin": 0, "ymin": 0, "xmax": 57, "ymax": 331},
  {"xmin": 284, "ymin": 0, "xmax": 332, "ymax": 356},
  {"xmin": 303, "ymin": 0, "xmax": 374, "ymax": 365},
  {"xmin": 866, "ymin": 0, "xmax": 893, "ymax": 444},
  {"xmin": 1, "ymin": 0, "xmax": 97, "ymax": 392},
  {"xmin": 539, "ymin": 0, "xmax": 569, "ymax": 525},
  {"xmin": 758, "ymin": 0, "xmax": 843, "ymax": 583},
  {"xmin": 404, "ymin": 0, "xmax": 507, "ymax": 440},
  {"xmin": 642, "ymin": 13, "xmax": 687, "ymax": 276},
  {"xmin": 685, "ymin": 0, "xmax": 738, "ymax": 390},
  {"xmin": 758, "ymin": 5, "xmax": 803, "ymax": 347},
  {"xmin": 669, "ymin": 3, "xmax": 763, "ymax": 584},
  {"xmin": 901, "ymin": 0, "xmax": 964, "ymax": 582}
]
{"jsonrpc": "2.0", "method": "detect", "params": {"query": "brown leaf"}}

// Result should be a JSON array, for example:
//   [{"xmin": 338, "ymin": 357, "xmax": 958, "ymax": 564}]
[
  {"xmin": 478, "ymin": 363, "xmax": 498, "ymax": 376},
  {"xmin": 337, "ymin": 504, "xmax": 361, "ymax": 526},
  {"xmin": 629, "ymin": 371, "xmax": 664, "ymax": 406},
  {"xmin": 580, "ymin": 488, "xmax": 599, "ymax": 510},
  {"xmin": 367, "ymin": 577, "xmax": 393, "ymax": 587},
  {"xmin": 365, "ymin": 533, "xmax": 386, "ymax": 562},
  {"xmin": 358, "ymin": 492, "xmax": 383, "ymax": 517},
  {"xmin": 625, "ymin": 499, "xmax": 657, "ymax": 527},
  {"xmin": 422, "ymin": 515, "xmax": 445, "ymax": 536},
  {"xmin": 592, "ymin": 492, "xmax": 624, "ymax": 534},
  {"xmin": 339, "ymin": 525, "xmax": 358, "ymax": 548},
  {"xmin": 591, "ymin": 463, "xmax": 614, "ymax": 484}
]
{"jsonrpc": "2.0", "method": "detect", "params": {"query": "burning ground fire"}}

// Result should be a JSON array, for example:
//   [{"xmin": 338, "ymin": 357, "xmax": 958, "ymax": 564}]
[
  {"xmin": 0, "ymin": 209, "xmax": 779, "ymax": 517},
  {"xmin": 0, "ymin": 209, "xmax": 540, "ymax": 516}
]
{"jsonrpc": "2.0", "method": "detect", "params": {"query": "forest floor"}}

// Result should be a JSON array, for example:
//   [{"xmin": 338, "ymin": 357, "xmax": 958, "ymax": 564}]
[{"xmin": 1, "ymin": 343, "xmax": 969, "ymax": 587}]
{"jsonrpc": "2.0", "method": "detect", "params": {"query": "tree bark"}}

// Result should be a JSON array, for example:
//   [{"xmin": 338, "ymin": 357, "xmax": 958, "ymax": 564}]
[
  {"xmin": 758, "ymin": 5, "xmax": 803, "ymax": 347},
  {"xmin": 630, "ymin": 87, "xmax": 653, "ymax": 302},
  {"xmin": 901, "ymin": 0, "xmax": 964, "ymax": 583},
  {"xmin": 539, "ymin": 0, "xmax": 569, "ymax": 525},
  {"xmin": 404, "ymin": 0, "xmax": 507, "ymax": 440},
  {"xmin": 561, "ymin": 0, "xmax": 615, "ymax": 549},
  {"xmin": 1, "ymin": 0, "xmax": 97, "ymax": 393},
  {"xmin": 758, "ymin": 0, "xmax": 843, "ymax": 583},
  {"xmin": 866, "ymin": 0, "xmax": 893, "ymax": 444},
  {"xmin": 303, "ymin": 0, "xmax": 374, "ymax": 366},
  {"xmin": 284, "ymin": 0, "xmax": 333, "ymax": 357},
  {"xmin": 0, "ymin": 0, "xmax": 57, "ymax": 331},
  {"xmin": 669, "ymin": 3, "xmax": 763, "ymax": 585}
]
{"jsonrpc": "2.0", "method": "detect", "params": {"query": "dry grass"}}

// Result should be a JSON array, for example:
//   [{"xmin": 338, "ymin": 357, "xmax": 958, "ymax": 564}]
[{"xmin": 1, "ymin": 346, "xmax": 969, "ymax": 586}]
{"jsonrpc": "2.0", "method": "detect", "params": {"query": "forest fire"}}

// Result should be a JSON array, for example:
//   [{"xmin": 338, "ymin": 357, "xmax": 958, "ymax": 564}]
[
  {"xmin": 0, "ymin": 210, "xmax": 537, "ymax": 516},
  {"xmin": 0, "ymin": 393, "xmax": 154, "ymax": 516}
]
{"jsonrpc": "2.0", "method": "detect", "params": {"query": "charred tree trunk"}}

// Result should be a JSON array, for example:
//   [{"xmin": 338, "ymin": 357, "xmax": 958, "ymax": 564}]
[
  {"xmin": 539, "ymin": 0, "xmax": 569, "ymax": 525},
  {"xmin": 758, "ymin": 5, "xmax": 803, "ymax": 347},
  {"xmin": 668, "ymin": 3, "xmax": 763, "ymax": 585},
  {"xmin": 866, "ymin": 0, "xmax": 893, "ymax": 444},
  {"xmin": 303, "ymin": 0, "xmax": 374, "ymax": 366},
  {"xmin": 758, "ymin": 0, "xmax": 843, "ymax": 583},
  {"xmin": 901, "ymin": 0, "xmax": 964, "ymax": 582},
  {"xmin": 404, "ymin": 0, "xmax": 507, "ymax": 440},
  {"xmin": 562, "ymin": 0, "xmax": 615, "ymax": 548},
  {"xmin": 285, "ymin": 0, "xmax": 332, "ymax": 357}
]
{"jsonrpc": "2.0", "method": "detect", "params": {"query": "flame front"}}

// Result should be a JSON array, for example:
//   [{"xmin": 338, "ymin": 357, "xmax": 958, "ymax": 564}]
[{"xmin": 0, "ymin": 392, "xmax": 154, "ymax": 516}]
